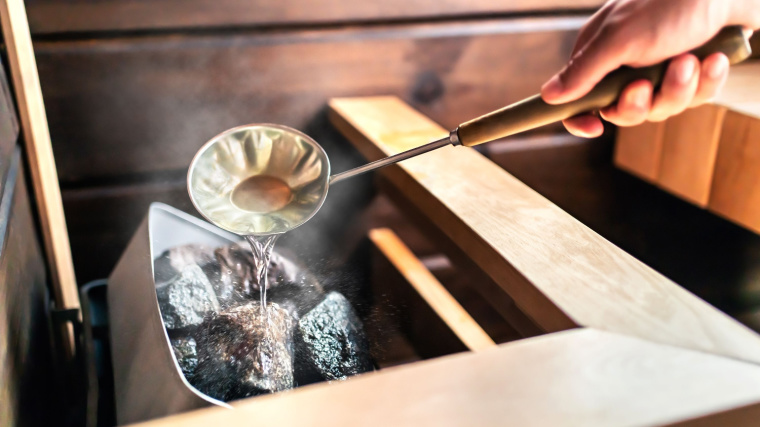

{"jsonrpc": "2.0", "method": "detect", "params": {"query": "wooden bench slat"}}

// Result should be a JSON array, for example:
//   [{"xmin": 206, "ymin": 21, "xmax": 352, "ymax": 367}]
[
  {"xmin": 328, "ymin": 95, "xmax": 760, "ymax": 364},
  {"xmin": 133, "ymin": 329, "xmax": 760, "ymax": 427}
]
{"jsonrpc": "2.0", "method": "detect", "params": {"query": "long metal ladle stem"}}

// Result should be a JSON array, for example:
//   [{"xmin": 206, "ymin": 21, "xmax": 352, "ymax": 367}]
[{"xmin": 328, "ymin": 132, "xmax": 456, "ymax": 185}]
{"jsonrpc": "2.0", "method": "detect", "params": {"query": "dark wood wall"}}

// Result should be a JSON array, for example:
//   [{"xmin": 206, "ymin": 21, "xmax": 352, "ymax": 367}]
[{"xmin": 27, "ymin": 0, "xmax": 602, "ymax": 282}]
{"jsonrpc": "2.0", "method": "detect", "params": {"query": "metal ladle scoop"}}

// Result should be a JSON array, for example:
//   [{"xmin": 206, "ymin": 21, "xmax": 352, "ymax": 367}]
[{"xmin": 188, "ymin": 26, "xmax": 751, "ymax": 236}]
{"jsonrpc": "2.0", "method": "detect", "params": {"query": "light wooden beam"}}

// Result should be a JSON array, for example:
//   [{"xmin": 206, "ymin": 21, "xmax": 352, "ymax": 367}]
[
  {"xmin": 328, "ymin": 95, "xmax": 760, "ymax": 364},
  {"xmin": 132, "ymin": 329, "xmax": 760, "ymax": 427}
]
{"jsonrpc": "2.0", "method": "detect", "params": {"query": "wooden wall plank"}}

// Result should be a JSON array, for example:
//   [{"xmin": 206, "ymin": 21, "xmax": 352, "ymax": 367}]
[
  {"xmin": 133, "ymin": 329, "xmax": 760, "ymax": 427},
  {"xmin": 328, "ymin": 95, "xmax": 760, "ymax": 364},
  {"xmin": 0, "ymin": 149, "xmax": 57, "ymax": 427},
  {"xmin": 709, "ymin": 110, "xmax": 760, "ymax": 234},
  {"xmin": 34, "ymin": 17, "xmax": 584, "ymax": 183},
  {"xmin": 24, "ymin": 0, "xmax": 602, "ymax": 34},
  {"xmin": 657, "ymin": 105, "xmax": 726, "ymax": 206}
]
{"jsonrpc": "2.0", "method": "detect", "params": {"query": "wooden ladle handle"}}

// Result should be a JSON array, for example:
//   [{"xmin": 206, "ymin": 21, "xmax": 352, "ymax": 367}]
[{"xmin": 456, "ymin": 26, "xmax": 752, "ymax": 147}]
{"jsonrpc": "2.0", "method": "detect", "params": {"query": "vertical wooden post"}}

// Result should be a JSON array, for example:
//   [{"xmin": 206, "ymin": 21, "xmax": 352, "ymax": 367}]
[{"xmin": 0, "ymin": 0, "xmax": 79, "ymax": 357}]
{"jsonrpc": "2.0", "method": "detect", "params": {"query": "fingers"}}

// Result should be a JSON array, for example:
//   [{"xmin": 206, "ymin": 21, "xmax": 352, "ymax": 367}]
[
  {"xmin": 600, "ymin": 79, "xmax": 653, "ymax": 126},
  {"xmin": 542, "ymin": 27, "xmax": 627, "ymax": 105},
  {"xmin": 690, "ymin": 52, "xmax": 729, "ymax": 107},
  {"xmin": 571, "ymin": 1, "xmax": 617, "ymax": 56},
  {"xmin": 562, "ymin": 115, "xmax": 605, "ymax": 138},
  {"xmin": 566, "ymin": 79, "xmax": 653, "ymax": 137},
  {"xmin": 567, "ymin": 53, "xmax": 728, "ymax": 138},
  {"xmin": 648, "ymin": 54, "xmax": 700, "ymax": 122}
]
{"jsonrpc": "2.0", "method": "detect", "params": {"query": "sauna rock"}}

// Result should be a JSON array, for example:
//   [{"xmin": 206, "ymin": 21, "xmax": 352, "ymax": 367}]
[
  {"xmin": 296, "ymin": 292, "xmax": 374, "ymax": 381},
  {"xmin": 212, "ymin": 243, "xmax": 299, "ymax": 305},
  {"xmin": 154, "ymin": 244, "xmax": 216, "ymax": 284},
  {"xmin": 170, "ymin": 337, "xmax": 198, "ymax": 380},
  {"xmin": 156, "ymin": 264, "xmax": 220, "ymax": 330},
  {"xmin": 192, "ymin": 303, "xmax": 295, "ymax": 400}
]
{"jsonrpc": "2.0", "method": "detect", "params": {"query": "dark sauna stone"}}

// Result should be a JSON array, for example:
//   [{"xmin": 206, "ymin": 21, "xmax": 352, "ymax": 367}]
[
  {"xmin": 212, "ymin": 242, "xmax": 318, "ymax": 308},
  {"xmin": 193, "ymin": 303, "xmax": 295, "ymax": 401},
  {"xmin": 213, "ymin": 243, "xmax": 256, "ymax": 304},
  {"xmin": 296, "ymin": 292, "xmax": 374, "ymax": 382},
  {"xmin": 267, "ymin": 252, "xmax": 325, "ymax": 320},
  {"xmin": 171, "ymin": 336, "xmax": 198, "ymax": 380},
  {"xmin": 154, "ymin": 244, "xmax": 216, "ymax": 284},
  {"xmin": 156, "ymin": 264, "xmax": 220, "ymax": 330}
]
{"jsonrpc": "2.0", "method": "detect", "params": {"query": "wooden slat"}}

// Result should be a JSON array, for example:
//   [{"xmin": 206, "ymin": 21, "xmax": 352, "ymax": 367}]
[
  {"xmin": 369, "ymin": 227, "xmax": 496, "ymax": 352},
  {"xmin": 657, "ymin": 105, "xmax": 726, "ymax": 206},
  {"xmin": 0, "ymin": 0, "xmax": 79, "ymax": 348},
  {"xmin": 709, "ymin": 110, "xmax": 760, "ymax": 234},
  {"xmin": 613, "ymin": 121, "xmax": 665, "ymax": 182},
  {"xmin": 328, "ymin": 95, "xmax": 760, "ymax": 364},
  {"xmin": 133, "ymin": 329, "xmax": 760, "ymax": 427},
  {"xmin": 376, "ymin": 179, "xmax": 544, "ymax": 338},
  {"xmin": 33, "ymin": 17, "xmax": 585, "ymax": 183},
  {"xmin": 25, "ymin": 0, "xmax": 603, "ymax": 34}
]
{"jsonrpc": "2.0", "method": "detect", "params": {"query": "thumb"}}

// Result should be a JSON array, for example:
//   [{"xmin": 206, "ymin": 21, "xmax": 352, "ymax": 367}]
[{"xmin": 542, "ymin": 29, "xmax": 628, "ymax": 104}]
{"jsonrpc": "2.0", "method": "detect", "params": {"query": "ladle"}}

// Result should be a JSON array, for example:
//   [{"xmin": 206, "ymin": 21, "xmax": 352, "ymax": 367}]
[{"xmin": 188, "ymin": 26, "xmax": 751, "ymax": 236}]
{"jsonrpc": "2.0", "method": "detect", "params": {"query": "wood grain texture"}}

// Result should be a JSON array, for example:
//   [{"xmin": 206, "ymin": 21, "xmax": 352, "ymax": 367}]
[
  {"xmin": 614, "ymin": 121, "xmax": 665, "ymax": 182},
  {"xmin": 376, "ymin": 178, "xmax": 544, "ymax": 338},
  {"xmin": 133, "ymin": 329, "xmax": 760, "ymax": 427},
  {"xmin": 657, "ymin": 104, "xmax": 727, "ymax": 206},
  {"xmin": 709, "ymin": 110, "xmax": 760, "ymax": 234},
  {"xmin": 369, "ymin": 227, "xmax": 496, "ymax": 352},
  {"xmin": 25, "ymin": 0, "xmax": 603, "ymax": 34},
  {"xmin": 0, "ymin": 149, "xmax": 55, "ymax": 427},
  {"xmin": 0, "ymin": 0, "xmax": 79, "ymax": 323},
  {"xmin": 328, "ymin": 95, "xmax": 760, "ymax": 363},
  {"xmin": 33, "ymin": 17, "xmax": 584, "ymax": 183}
]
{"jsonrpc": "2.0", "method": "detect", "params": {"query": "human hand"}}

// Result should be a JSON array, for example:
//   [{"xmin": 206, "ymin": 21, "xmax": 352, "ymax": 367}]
[{"xmin": 541, "ymin": 0, "xmax": 759, "ymax": 138}]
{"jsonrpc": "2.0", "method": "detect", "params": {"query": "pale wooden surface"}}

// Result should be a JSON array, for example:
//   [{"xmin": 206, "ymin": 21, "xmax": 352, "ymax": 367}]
[
  {"xmin": 0, "ymin": 0, "xmax": 79, "ymax": 351},
  {"xmin": 613, "ymin": 121, "xmax": 664, "ymax": 182},
  {"xmin": 369, "ymin": 228, "xmax": 496, "ymax": 352},
  {"xmin": 134, "ymin": 329, "xmax": 760, "ymax": 427},
  {"xmin": 657, "ymin": 105, "xmax": 726, "ymax": 206},
  {"xmin": 709, "ymin": 110, "xmax": 760, "ymax": 234},
  {"xmin": 328, "ymin": 96, "xmax": 760, "ymax": 364}
]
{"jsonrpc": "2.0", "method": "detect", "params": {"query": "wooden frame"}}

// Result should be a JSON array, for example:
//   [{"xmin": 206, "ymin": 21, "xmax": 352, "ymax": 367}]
[{"xmin": 0, "ymin": 0, "xmax": 79, "ymax": 356}]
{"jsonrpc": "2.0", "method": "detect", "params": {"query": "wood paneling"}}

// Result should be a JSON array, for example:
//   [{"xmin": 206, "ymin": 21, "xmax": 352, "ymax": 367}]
[
  {"xmin": 25, "ymin": 0, "xmax": 602, "ymax": 34},
  {"xmin": 709, "ymin": 111, "xmax": 760, "ymax": 234},
  {"xmin": 328, "ymin": 95, "xmax": 760, "ymax": 363},
  {"xmin": 0, "ymin": 149, "xmax": 55, "ymax": 427},
  {"xmin": 134, "ymin": 329, "xmax": 760, "ymax": 427},
  {"xmin": 34, "ymin": 17, "xmax": 584, "ymax": 183}
]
